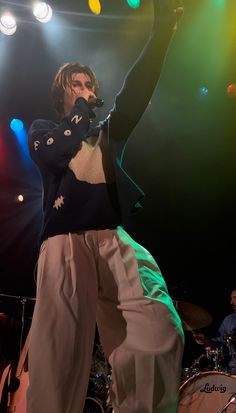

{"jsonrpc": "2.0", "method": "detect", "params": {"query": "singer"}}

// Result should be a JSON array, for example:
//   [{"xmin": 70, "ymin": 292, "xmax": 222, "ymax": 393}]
[{"xmin": 27, "ymin": 1, "xmax": 184, "ymax": 413}]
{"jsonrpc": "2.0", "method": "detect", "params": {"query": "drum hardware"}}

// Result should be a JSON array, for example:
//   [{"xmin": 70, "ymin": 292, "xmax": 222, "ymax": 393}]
[
  {"xmin": 224, "ymin": 334, "xmax": 236, "ymax": 350},
  {"xmin": 191, "ymin": 353, "xmax": 209, "ymax": 369},
  {"xmin": 181, "ymin": 353, "xmax": 208, "ymax": 382},
  {"xmin": 218, "ymin": 393, "xmax": 236, "ymax": 413},
  {"xmin": 224, "ymin": 334, "xmax": 236, "ymax": 357},
  {"xmin": 224, "ymin": 329, "xmax": 236, "ymax": 344},
  {"xmin": 181, "ymin": 367, "xmax": 199, "ymax": 383},
  {"xmin": 205, "ymin": 347, "xmax": 224, "ymax": 371},
  {"xmin": 189, "ymin": 345, "xmax": 235, "ymax": 375},
  {"xmin": 181, "ymin": 350, "xmax": 215, "ymax": 383}
]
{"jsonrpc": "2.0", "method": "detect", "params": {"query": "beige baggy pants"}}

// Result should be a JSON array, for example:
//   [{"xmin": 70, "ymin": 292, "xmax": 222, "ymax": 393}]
[{"xmin": 27, "ymin": 227, "xmax": 184, "ymax": 413}]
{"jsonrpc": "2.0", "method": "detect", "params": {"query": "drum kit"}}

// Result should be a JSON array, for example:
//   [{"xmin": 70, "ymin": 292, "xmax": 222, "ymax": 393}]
[
  {"xmin": 2, "ymin": 294, "xmax": 236, "ymax": 413},
  {"xmin": 173, "ymin": 300, "xmax": 236, "ymax": 413}
]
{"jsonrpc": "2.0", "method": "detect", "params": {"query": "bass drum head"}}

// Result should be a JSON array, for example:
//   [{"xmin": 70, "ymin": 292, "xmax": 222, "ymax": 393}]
[
  {"xmin": 178, "ymin": 371, "xmax": 236, "ymax": 413},
  {"xmin": 83, "ymin": 397, "xmax": 105, "ymax": 413}
]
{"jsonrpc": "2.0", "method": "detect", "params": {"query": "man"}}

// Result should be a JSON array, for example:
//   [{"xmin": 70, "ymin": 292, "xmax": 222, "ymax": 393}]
[
  {"xmin": 193, "ymin": 289, "xmax": 236, "ymax": 374},
  {"xmin": 27, "ymin": 2, "xmax": 184, "ymax": 413}
]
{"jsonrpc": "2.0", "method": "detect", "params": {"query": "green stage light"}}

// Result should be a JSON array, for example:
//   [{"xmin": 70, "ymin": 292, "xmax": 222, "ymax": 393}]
[{"xmin": 127, "ymin": 0, "xmax": 141, "ymax": 9}]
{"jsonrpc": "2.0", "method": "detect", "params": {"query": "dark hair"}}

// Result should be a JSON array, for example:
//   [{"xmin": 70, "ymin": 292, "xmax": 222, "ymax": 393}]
[{"xmin": 51, "ymin": 62, "xmax": 99, "ymax": 118}]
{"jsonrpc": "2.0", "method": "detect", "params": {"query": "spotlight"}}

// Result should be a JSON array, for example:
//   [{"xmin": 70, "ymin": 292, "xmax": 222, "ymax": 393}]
[
  {"xmin": 199, "ymin": 86, "xmax": 209, "ymax": 96},
  {"xmin": 126, "ymin": 0, "xmax": 141, "ymax": 8},
  {"xmin": 227, "ymin": 83, "xmax": 236, "ymax": 97},
  {"xmin": 0, "ymin": 13, "xmax": 17, "ymax": 36},
  {"xmin": 17, "ymin": 194, "xmax": 24, "ymax": 202},
  {"xmin": 10, "ymin": 118, "xmax": 24, "ymax": 133},
  {"xmin": 33, "ymin": 2, "xmax": 53, "ymax": 23},
  {"xmin": 88, "ymin": 0, "xmax": 101, "ymax": 15},
  {"xmin": 10, "ymin": 118, "xmax": 29, "ymax": 160}
]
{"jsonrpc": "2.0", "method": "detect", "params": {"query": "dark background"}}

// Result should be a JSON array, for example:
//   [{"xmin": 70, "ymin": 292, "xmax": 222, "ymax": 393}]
[{"xmin": 0, "ymin": 0, "xmax": 235, "ymax": 369}]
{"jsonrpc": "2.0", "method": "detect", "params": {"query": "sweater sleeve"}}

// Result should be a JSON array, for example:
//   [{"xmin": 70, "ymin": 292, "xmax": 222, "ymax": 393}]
[
  {"xmin": 28, "ymin": 97, "xmax": 91, "ymax": 171},
  {"xmin": 108, "ymin": 0, "xmax": 178, "ymax": 142}
]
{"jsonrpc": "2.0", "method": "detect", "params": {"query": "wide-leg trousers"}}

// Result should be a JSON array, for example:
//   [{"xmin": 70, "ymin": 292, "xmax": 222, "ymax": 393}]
[{"xmin": 27, "ymin": 227, "xmax": 184, "ymax": 413}]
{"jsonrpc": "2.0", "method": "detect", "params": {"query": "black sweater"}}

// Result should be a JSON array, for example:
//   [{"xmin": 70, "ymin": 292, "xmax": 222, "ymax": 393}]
[{"xmin": 28, "ymin": 1, "xmax": 176, "ymax": 241}]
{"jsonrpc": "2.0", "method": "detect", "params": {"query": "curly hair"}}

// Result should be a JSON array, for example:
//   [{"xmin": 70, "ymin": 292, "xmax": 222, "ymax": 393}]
[{"xmin": 51, "ymin": 62, "xmax": 99, "ymax": 118}]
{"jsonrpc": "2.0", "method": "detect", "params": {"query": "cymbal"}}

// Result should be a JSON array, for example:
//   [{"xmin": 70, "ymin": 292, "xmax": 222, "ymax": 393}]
[{"xmin": 173, "ymin": 300, "xmax": 212, "ymax": 331}]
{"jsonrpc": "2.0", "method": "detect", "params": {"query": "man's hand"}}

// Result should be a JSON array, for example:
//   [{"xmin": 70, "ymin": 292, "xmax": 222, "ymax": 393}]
[
  {"xmin": 73, "ymin": 90, "xmax": 98, "ymax": 119},
  {"xmin": 154, "ymin": 0, "xmax": 184, "ymax": 32},
  {"xmin": 73, "ymin": 89, "xmax": 97, "ymax": 104}
]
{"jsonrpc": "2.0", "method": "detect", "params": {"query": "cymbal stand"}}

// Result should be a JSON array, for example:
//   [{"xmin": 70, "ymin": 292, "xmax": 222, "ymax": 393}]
[
  {"xmin": 0, "ymin": 293, "xmax": 35, "ymax": 359},
  {"xmin": 205, "ymin": 347, "xmax": 218, "ymax": 370},
  {"xmin": 190, "ymin": 353, "xmax": 207, "ymax": 369}
]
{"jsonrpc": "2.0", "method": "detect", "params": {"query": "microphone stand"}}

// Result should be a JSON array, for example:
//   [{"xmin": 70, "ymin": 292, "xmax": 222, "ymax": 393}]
[
  {"xmin": 217, "ymin": 393, "xmax": 236, "ymax": 413},
  {"xmin": 19, "ymin": 297, "xmax": 26, "ymax": 358},
  {"xmin": 0, "ymin": 292, "xmax": 35, "ymax": 358}
]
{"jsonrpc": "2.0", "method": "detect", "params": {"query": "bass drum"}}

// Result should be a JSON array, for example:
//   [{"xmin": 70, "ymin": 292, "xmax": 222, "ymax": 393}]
[{"xmin": 178, "ymin": 371, "xmax": 236, "ymax": 413}]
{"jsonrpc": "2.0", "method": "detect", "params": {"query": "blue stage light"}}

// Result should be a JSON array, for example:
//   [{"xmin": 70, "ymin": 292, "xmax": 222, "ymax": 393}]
[
  {"xmin": 10, "ymin": 118, "xmax": 24, "ymax": 133},
  {"xmin": 199, "ymin": 86, "xmax": 209, "ymax": 96},
  {"xmin": 10, "ymin": 118, "xmax": 30, "ymax": 161}
]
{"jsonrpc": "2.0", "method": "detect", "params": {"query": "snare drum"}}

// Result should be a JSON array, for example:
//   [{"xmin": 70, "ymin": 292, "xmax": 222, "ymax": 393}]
[{"xmin": 178, "ymin": 371, "xmax": 236, "ymax": 413}]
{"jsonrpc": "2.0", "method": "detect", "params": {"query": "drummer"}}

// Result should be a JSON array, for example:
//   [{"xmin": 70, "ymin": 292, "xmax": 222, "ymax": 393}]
[{"xmin": 193, "ymin": 289, "xmax": 236, "ymax": 374}]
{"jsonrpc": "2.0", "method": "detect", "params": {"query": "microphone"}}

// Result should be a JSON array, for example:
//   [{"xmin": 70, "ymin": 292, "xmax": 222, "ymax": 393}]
[{"xmin": 88, "ymin": 97, "xmax": 104, "ymax": 108}]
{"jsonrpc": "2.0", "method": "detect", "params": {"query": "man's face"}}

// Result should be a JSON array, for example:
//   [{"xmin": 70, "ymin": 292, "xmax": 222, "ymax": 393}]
[
  {"xmin": 63, "ymin": 72, "xmax": 96, "ymax": 116},
  {"xmin": 230, "ymin": 290, "xmax": 236, "ymax": 312}
]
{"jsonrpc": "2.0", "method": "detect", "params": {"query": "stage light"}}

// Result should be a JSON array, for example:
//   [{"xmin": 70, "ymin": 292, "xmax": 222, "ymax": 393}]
[
  {"xmin": 10, "ymin": 118, "xmax": 30, "ymax": 161},
  {"xmin": 199, "ymin": 86, "xmax": 209, "ymax": 96},
  {"xmin": 88, "ymin": 0, "xmax": 101, "ymax": 15},
  {"xmin": 33, "ymin": 2, "xmax": 53, "ymax": 23},
  {"xmin": 10, "ymin": 118, "xmax": 24, "ymax": 133},
  {"xmin": 126, "ymin": 0, "xmax": 141, "ymax": 8},
  {"xmin": 227, "ymin": 83, "xmax": 236, "ymax": 97},
  {"xmin": 17, "ymin": 195, "xmax": 24, "ymax": 202},
  {"xmin": 0, "ymin": 13, "xmax": 17, "ymax": 36}
]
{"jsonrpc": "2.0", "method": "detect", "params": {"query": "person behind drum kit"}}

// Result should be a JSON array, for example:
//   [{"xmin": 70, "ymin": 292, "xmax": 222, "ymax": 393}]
[
  {"xmin": 27, "ymin": 1, "xmax": 185, "ymax": 413},
  {"xmin": 193, "ymin": 289, "xmax": 236, "ymax": 374}
]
